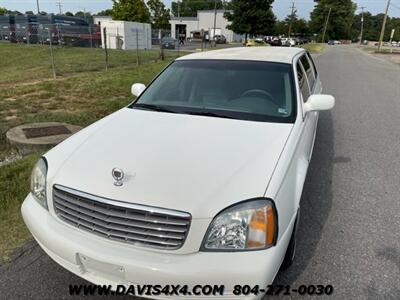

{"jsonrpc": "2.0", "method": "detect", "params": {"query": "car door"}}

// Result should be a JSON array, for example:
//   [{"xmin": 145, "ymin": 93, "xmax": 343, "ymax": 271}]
[
  {"xmin": 297, "ymin": 54, "xmax": 318, "ymax": 161},
  {"xmin": 306, "ymin": 52, "xmax": 322, "ymax": 94},
  {"xmin": 304, "ymin": 52, "xmax": 322, "ymax": 159}
]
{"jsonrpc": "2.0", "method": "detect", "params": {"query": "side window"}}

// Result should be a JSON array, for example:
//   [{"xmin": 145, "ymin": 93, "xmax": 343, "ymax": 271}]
[
  {"xmin": 306, "ymin": 52, "xmax": 318, "ymax": 78},
  {"xmin": 300, "ymin": 55, "xmax": 315, "ymax": 91},
  {"xmin": 297, "ymin": 61, "xmax": 310, "ymax": 102}
]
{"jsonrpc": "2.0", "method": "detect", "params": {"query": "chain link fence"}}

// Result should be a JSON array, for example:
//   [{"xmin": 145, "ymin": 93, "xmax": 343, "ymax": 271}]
[{"xmin": 0, "ymin": 22, "xmax": 187, "ymax": 81}]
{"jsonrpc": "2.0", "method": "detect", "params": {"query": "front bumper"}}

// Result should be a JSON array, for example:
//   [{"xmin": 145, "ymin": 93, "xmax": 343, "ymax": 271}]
[{"xmin": 22, "ymin": 194, "xmax": 292, "ymax": 299}]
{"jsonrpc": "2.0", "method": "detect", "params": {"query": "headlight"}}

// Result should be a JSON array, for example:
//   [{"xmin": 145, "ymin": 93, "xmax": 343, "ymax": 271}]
[
  {"xmin": 30, "ymin": 158, "xmax": 48, "ymax": 209},
  {"xmin": 201, "ymin": 199, "xmax": 277, "ymax": 251}
]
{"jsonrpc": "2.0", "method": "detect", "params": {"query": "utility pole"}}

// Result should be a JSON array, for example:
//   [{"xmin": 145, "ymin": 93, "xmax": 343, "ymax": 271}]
[
  {"xmin": 288, "ymin": 2, "xmax": 296, "ymax": 39},
  {"xmin": 359, "ymin": 6, "xmax": 366, "ymax": 45},
  {"xmin": 177, "ymin": 0, "xmax": 180, "ymax": 18},
  {"xmin": 321, "ymin": 7, "xmax": 331, "ymax": 43},
  {"xmin": 378, "ymin": 0, "xmax": 391, "ymax": 52},
  {"xmin": 36, "ymin": 0, "xmax": 40, "ymax": 14},
  {"xmin": 56, "ymin": 1, "xmax": 63, "ymax": 15},
  {"xmin": 213, "ymin": 0, "xmax": 217, "ymax": 47}
]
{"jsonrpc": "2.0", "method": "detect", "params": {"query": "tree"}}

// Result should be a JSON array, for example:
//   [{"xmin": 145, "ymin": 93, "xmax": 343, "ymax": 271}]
[
  {"xmin": 386, "ymin": 16, "xmax": 400, "ymax": 41},
  {"xmin": 65, "ymin": 11, "xmax": 74, "ymax": 17},
  {"xmin": 147, "ymin": 0, "xmax": 170, "ymax": 29},
  {"xmin": 111, "ymin": 0, "xmax": 150, "ymax": 23},
  {"xmin": 294, "ymin": 19, "xmax": 309, "ymax": 36},
  {"xmin": 225, "ymin": 0, "xmax": 276, "ymax": 42},
  {"xmin": 351, "ymin": 12, "xmax": 400, "ymax": 42},
  {"xmin": 75, "ymin": 11, "xmax": 93, "ymax": 23},
  {"xmin": 9, "ymin": 10, "xmax": 22, "ymax": 15},
  {"xmin": 309, "ymin": 0, "xmax": 356, "ymax": 41},
  {"xmin": 25, "ymin": 11, "xmax": 34, "ymax": 15},
  {"xmin": 274, "ymin": 20, "xmax": 288, "ymax": 36},
  {"xmin": 171, "ymin": 0, "xmax": 223, "ymax": 17},
  {"xmin": 97, "ymin": 9, "xmax": 113, "ymax": 16},
  {"xmin": 0, "ymin": 7, "xmax": 8, "ymax": 14},
  {"xmin": 276, "ymin": 11, "xmax": 309, "ymax": 36}
]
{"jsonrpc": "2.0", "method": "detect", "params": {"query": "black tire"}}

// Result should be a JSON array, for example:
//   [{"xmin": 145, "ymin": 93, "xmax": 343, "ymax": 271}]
[{"xmin": 280, "ymin": 209, "xmax": 300, "ymax": 271}]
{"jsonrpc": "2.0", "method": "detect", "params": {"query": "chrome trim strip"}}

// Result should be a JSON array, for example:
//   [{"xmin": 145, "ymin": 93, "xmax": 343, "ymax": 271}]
[
  {"xmin": 53, "ymin": 190, "xmax": 189, "ymax": 226},
  {"xmin": 53, "ymin": 184, "xmax": 191, "ymax": 219}
]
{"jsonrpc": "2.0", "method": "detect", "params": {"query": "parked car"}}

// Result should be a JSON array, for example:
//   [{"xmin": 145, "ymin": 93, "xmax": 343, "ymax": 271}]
[
  {"xmin": 245, "ymin": 38, "xmax": 269, "ymax": 47},
  {"xmin": 214, "ymin": 34, "xmax": 227, "ymax": 44},
  {"xmin": 22, "ymin": 47, "xmax": 335, "ymax": 300},
  {"xmin": 281, "ymin": 38, "xmax": 296, "ymax": 47},
  {"xmin": 266, "ymin": 37, "xmax": 282, "ymax": 47},
  {"xmin": 161, "ymin": 37, "xmax": 176, "ymax": 49},
  {"xmin": 327, "ymin": 40, "xmax": 341, "ymax": 45}
]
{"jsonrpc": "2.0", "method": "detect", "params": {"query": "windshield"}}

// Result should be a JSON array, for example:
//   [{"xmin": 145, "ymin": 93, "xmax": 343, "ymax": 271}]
[{"xmin": 131, "ymin": 60, "xmax": 296, "ymax": 123}]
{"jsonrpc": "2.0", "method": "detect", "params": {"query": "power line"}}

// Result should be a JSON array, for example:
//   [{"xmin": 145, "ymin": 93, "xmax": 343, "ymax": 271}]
[
  {"xmin": 390, "ymin": 2, "xmax": 400, "ymax": 10},
  {"xmin": 56, "ymin": 1, "xmax": 63, "ymax": 15},
  {"xmin": 288, "ymin": 2, "xmax": 297, "ymax": 38}
]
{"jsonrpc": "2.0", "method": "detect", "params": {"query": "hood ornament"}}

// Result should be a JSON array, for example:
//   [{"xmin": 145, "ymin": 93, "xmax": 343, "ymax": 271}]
[{"xmin": 112, "ymin": 168, "xmax": 125, "ymax": 186}]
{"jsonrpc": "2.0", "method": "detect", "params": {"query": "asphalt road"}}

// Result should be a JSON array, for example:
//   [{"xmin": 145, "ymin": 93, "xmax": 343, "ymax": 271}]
[{"xmin": 1, "ymin": 46, "xmax": 399, "ymax": 299}]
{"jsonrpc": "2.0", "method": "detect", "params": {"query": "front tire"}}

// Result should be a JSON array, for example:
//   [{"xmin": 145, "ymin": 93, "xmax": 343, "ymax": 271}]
[{"xmin": 280, "ymin": 209, "xmax": 300, "ymax": 270}]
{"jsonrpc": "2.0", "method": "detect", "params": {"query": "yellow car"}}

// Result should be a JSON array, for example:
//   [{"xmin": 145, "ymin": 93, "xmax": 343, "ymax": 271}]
[{"xmin": 244, "ymin": 39, "xmax": 269, "ymax": 47}]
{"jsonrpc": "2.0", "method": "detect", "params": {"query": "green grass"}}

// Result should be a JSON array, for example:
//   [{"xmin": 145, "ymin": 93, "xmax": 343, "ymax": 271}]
[
  {"xmin": 301, "ymin": 43, "xmax": 326, "ymax": 53},
  {"xmin": 0, "ymin": 153, "xmax": 40, "ymax": 261},
  {"xmin": 362, "ymin": 46, "xmax": 400, "ymax": 54},
  {"xmin": 0, "ymin": 43, "xmax": 177, "ymax": 260},
  {"xmin": 0, "ymin": 43, "xmax": 178, "ymax": 85}
]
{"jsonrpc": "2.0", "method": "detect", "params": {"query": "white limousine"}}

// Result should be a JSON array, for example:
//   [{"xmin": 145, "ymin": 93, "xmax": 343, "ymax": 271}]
[{"xmin": 23, "ymin": 47, "xmax": 335, "ymax": 299}]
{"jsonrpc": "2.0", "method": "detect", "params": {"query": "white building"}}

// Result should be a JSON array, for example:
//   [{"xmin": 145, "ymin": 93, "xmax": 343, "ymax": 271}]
[
  {"xmin": 100, "ymin": 20, "xmax": 152, "ymax": 50},
  {"xmin": 169, "ymin": 10, "xmax": 241, "ymax": 43},
  {"xmin": 93, "ymin": 16, "xmax": 113, "ymax": 26}
]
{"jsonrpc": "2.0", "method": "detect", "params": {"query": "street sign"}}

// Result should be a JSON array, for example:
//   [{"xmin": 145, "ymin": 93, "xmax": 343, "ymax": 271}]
[{"xmin": 390, "ymin": 29, "xmax": 395, "ymax": 40}]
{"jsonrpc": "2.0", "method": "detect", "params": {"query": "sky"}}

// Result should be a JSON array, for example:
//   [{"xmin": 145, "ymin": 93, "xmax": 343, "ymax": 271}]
[{"xmin": 0, "ymin": 0, "xmax": 399, "ymax": 19}]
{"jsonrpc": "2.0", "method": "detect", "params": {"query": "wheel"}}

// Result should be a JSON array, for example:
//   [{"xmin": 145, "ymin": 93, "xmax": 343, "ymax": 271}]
[{"xmin": 280, "ymin": 209, "xmax": 300, "ymax": 271}]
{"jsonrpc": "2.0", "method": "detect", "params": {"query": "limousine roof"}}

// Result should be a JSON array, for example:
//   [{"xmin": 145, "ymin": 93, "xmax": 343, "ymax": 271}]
[{"xmin": 177, "ymin": 46, "xmax": 305, "ymax": 64}]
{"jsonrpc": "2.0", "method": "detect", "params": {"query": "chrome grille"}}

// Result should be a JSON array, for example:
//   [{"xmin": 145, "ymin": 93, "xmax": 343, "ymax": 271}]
[{"xmin": 53, "ymin": 185, "xmax": 191, "ymax": 250}]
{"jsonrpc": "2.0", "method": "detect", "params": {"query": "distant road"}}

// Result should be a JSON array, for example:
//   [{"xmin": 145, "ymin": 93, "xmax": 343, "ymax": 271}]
[{"xmin": 0, "ymin": 46, "xmax": 399, "ymax": 300}]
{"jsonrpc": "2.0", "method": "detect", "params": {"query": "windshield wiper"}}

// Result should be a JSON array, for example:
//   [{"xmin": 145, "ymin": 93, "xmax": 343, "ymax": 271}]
[
  {"xmin": 133, "ymin": 104, "xmax": 236, "ymax": 119},
  {"xmin": 132, "ymin": 103, "xmax": 178, "ymax": 113},
  {"xmin": 184, "ymin": 111, "xmax": 236, "ymax": 119}
]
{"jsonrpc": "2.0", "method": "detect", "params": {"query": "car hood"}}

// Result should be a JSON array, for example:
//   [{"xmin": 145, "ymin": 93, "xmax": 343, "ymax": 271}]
[{"xmin": 49, "ymin": 108, "xmax": 293, "ymax": 219}]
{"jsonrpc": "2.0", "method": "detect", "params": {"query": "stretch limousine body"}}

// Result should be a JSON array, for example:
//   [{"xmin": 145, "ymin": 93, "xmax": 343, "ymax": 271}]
[{"xmin": 23, "ymin": 47, "xmax": 334, "ymax": 299}]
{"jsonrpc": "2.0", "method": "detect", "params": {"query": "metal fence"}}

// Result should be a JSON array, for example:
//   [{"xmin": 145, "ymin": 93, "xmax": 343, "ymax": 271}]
[{"xmin": 0, "ymin": 24, "xmax": 189, "ymax": 80}]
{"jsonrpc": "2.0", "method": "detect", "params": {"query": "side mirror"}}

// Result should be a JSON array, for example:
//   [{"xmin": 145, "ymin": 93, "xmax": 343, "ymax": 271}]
[
  {"xmin": 304, "ymin": 94, "xmax": 335, "ymax": 112},
  {"xmin": 131, "ymin": 83, "xmax": 146, "ymax": 97}
]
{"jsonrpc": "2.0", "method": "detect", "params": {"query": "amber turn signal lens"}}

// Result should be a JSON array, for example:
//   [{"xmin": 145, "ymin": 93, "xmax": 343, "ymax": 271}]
[
  {"xmin": 246, "ymin": 204, "xmax": 275, "ymax": 248},
  {"xmin": 266, "ymin": 205, "xmax": 275, "ymax": 245}
]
